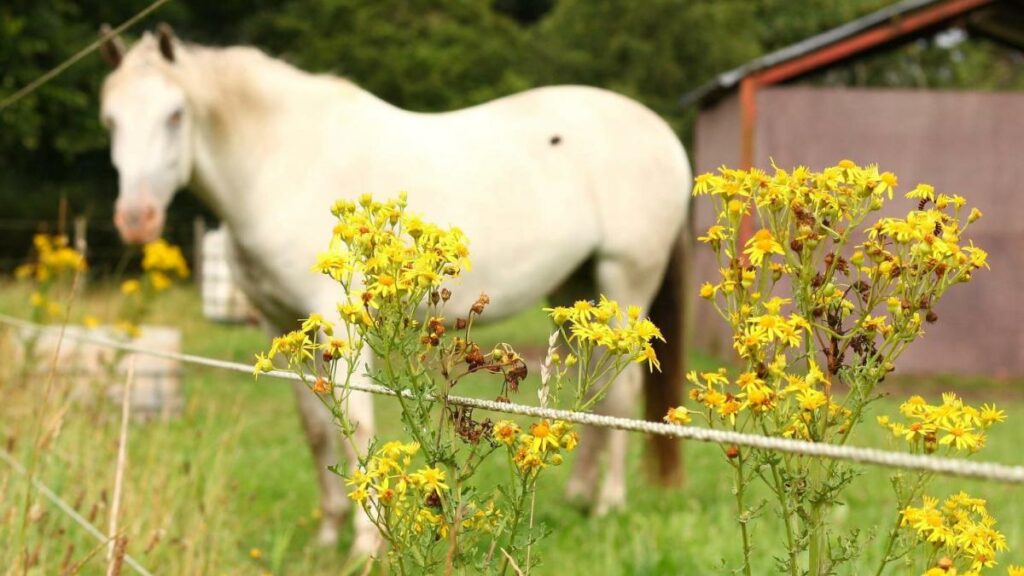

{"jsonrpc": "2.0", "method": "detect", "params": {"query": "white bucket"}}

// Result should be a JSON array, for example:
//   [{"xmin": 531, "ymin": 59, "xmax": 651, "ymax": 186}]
[
  {"xmin": 201, "ymin": 228, "xmax": 255, "ymax": 323},
  {"xmin": 11, "ymin": 324, "xmax": 184, "ymax": 418}
]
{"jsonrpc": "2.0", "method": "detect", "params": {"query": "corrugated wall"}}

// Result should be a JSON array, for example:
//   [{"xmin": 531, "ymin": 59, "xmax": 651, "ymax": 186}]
[{"xmin": 692, "ymin": 86, "xmax": 1024, "ymax": 376}]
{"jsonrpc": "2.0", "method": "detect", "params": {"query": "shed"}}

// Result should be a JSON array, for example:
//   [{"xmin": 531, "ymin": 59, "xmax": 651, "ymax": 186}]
[{"xmin": 682, "ymin": 0, "xmax": 1024, "ymax": 376}]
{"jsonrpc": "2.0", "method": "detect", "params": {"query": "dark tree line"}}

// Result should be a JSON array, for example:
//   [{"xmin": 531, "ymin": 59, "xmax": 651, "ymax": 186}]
[{"xmin": 1, "ymin": 0, "xmax": 1020, "ymax": 272}]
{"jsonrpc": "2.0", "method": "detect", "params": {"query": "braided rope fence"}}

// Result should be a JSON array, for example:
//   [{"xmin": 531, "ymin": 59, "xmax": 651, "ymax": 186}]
[{"xmin": 2, "ymin": 313, "xmax": 1023, "ymax": 485}]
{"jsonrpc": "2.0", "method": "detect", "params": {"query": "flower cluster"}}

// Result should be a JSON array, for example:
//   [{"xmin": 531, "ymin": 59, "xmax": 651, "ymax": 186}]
[
  {"xmin": 903, "ymin": 492, "xmax": 1008, "ymax": 575},
  {"xmin": 546, "ymin": 296, "xmax": 664, "ymax": 370},
  {"xmin": 256, "ymin": 193, "xmax": 661, "ymax": 574},
  {"xmin": 682, "ymin": 360, "xmax": 852, "ymax": 440},
  {"xmin": 15, "ymin": 234, "xmax": 86, "ymax": 322},
  {"xmin": 348, "ymin": 441, "xmax": 502, "ymax": 556},
  {"xmin": 675, "ymin": 162, "xmax": 1000, "ymax": 576},
  {"xmin": 116, "ymin": 240, "xmax": 190, "ymax": 337},
  {"xmin": 545, "ymin": 296, "xmax": 664, "ymax": 411},
  {"xmin": 493, "ymin": 420, "xmax": 579, "ymax": 478},
  {"xmin": 252, "ymin": 313, "xmax": 352, "ymax": 381},
  {"xmin": 140, "ymin": 239, "xmax": 190, "ymax": 291},
  {"xmin": 879, "ymin": 393, "xmax": 1006, "ymax": 454},
  {"xmin": 313, "ymin": 193, "xmax": 469, "ymax": 323}
]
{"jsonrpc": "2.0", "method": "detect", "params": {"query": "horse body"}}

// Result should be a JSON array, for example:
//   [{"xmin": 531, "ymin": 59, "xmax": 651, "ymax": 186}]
[{"xmin": 100, "ymin": 32, "xmax": 691, "ymax": 556}]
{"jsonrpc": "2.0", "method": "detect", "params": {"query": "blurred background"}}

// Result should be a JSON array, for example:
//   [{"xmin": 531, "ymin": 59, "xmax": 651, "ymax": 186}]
[{"xmin": 3, "ymin": 0, "xmax": 1024, "ymax": 274}]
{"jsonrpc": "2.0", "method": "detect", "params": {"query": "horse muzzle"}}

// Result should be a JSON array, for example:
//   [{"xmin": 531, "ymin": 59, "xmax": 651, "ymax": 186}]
[{"xmin": 114, "ymin": 202, "xmax": 164, "ymax": 245}]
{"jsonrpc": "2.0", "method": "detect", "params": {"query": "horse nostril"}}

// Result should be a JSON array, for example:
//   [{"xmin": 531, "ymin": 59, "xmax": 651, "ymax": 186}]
[{"xmin": 143, "ymin": 205, "xmax": 157, "ymax": 224}]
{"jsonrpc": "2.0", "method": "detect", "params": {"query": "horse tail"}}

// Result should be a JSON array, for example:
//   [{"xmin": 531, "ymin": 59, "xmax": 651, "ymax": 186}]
[{"xmin": 643, "ymin": 212, "xmax": 691, "ymax": 487}]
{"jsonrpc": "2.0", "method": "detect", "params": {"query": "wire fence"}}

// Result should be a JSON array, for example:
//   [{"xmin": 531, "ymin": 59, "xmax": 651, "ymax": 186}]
[
  {"xmin": 0, "ymin": 449, "xmax": 154, "ymax": 576},
  {"xmin": 2, "ymin": 312, "xmax": 1023, "ymax": 485}
]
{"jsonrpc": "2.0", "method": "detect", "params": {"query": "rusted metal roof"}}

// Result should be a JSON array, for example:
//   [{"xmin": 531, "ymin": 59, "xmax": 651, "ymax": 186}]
[{"xmin": 680, "ymin": 0, "xmax": 1023, "ymax": 108}]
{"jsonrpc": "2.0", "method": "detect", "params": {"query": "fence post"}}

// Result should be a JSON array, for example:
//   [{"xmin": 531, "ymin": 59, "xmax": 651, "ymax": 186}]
[
  {"xmin": 73, "ymin": 216, "xmax": 88, "ymax": 258},
  {"xmin": 74, "ymin": 216, "xmax": 88, "ymax": 288},
  {"xmin": 192, "ymin": 216, "xmax": 205, "ymax": 291}
]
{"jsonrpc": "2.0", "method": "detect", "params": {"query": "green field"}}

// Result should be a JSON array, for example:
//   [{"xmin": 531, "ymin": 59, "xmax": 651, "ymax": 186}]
[{"xmin": 1, "ymin": 283, "xmax": 1022, "ymax": 575}]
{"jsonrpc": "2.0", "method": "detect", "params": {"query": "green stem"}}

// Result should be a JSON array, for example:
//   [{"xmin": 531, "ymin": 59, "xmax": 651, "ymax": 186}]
[
  {"xmin": 734, "ymin": 453, "xmax": 753, "ymax": 576},
  {"xmin": 769, "ymin": 462, "xmax": 799, "ymax": 576}
]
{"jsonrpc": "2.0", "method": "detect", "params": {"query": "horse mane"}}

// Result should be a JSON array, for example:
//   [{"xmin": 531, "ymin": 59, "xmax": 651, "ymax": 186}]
[{"xmin": 104, "ymin": 34, "xmax": 369, "ymax": 137}]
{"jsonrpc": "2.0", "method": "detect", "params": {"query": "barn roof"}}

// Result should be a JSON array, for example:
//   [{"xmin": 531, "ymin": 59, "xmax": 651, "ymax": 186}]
[{"xmin": 680, "ymin": 0, "xmax": 1024, "ymax": 108}]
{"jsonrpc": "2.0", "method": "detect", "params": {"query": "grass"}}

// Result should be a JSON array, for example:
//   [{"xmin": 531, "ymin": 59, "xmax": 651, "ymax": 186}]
[{"xmin": 1, "ymin": 281, "xmax": 1022, "ymax": 574}]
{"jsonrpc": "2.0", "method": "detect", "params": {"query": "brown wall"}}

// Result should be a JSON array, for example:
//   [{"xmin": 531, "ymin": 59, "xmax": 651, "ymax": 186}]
[
  {"xmin": 691, "ymin": 93, "xmax": 742, "ymax": 358},
  {"xmin": 692, "ymin": 86, "xmax": 1024, "ymax": 376}
]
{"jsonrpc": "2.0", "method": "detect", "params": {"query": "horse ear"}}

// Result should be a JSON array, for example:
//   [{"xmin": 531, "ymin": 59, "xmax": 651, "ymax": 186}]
[
  {"xmin": 156, "ymin": 23, "xmax": 176, "ymax": 63},
  {"xmin": 99, "ymin": 24, "xmax": 125, "ymax": 69}
]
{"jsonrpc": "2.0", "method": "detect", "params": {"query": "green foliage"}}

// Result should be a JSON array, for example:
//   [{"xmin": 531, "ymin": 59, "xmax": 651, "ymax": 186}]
[{"xmin": 2, "ymin": 0, "xmax": 1023, "ymax": 273}]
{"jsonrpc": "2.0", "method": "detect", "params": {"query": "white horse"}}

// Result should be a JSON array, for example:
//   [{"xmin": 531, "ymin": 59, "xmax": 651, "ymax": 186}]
[{"xmin": 99, "ymin": 26, "xmax": 692, "ymax": 556}]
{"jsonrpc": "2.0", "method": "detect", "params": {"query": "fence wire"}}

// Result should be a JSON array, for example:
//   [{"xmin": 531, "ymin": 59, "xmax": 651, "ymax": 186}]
[
  {"xmin": 2, "ymin": 313, "xmax": 1023, "ymax": 485},
  {"xmin": 0, "ymin": 448, "xmax": 154, "ymax": 576},
  {"xmin": 0, "ymin": 0, "xmax": 174, "ymax": 112}
]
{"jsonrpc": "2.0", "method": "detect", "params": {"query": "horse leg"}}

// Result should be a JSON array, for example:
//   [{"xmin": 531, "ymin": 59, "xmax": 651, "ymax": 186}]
[
  {"xmin": 338, "ymin": 366, "xmax": 382, "ymax": 560},
  {"xmin": 548, "ymin": 262, "xmax": 605, "ymax": 506},
  {"xmin": 290, "ymin": 379, "xmax": 350, "ymax": 545},
  {"xmin": 590, "ymin": 256, "xmax": 663, "ymax": 516}
]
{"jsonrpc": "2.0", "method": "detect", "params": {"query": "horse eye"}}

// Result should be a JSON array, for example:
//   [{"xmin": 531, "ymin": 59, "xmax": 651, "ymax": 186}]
[
  {"xmin": 102, "ymin": 114, "xmax": 115, "ymax": 130},
  {"xmin": 167, "ymin": 108, "xmax": 183, "ymax": 128}
]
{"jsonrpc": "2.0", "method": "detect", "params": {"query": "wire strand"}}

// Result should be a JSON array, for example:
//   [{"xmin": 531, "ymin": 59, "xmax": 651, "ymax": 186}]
[
  {"xmin": 0, "ymin": 0, "xmax": 174, "ymax": 112},
  {"xmin": 2, "ymin": 313, "xmax": 1022, "ymax": 485},
  {"xmin": 0, "ymin": 449, "xmax": 154, "ymax": 576}
]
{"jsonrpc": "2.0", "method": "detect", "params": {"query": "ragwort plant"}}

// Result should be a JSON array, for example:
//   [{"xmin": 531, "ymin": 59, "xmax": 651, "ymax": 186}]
[
  {"xmin": 666, "ymin": 161, "xmax": 1018, "ymax": 576},
  {"xmin": 14, "ymin": 234, "xmax": 87, "ymax": 325},
  {"xmin": 115, "ymin": 238, "xmax": 191, "ymax": 337},
  {"xmin": 254, "ymin": 193, "xmax": 663, "ymax": 574}
]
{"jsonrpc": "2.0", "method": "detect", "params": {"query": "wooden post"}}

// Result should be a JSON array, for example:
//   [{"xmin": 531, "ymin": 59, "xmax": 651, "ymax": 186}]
[
  {"xmin": 192, "ymin": 217, "xmax": 206, "ymax": 291},
  {"xmin": 58, "ymin": 195, "xmax": 68, "ymax": 237},
  {"xmin": 74, "ymin": 216, "xmax": 88, "ymax": 288},
  {"xmin": 73, "ymin": 216, "xmax": 88, "ymax": 258}
]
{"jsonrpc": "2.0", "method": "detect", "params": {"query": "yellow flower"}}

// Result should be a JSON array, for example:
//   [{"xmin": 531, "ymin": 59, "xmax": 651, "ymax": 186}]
[
  {"xmin": 906, "ymin": 183, "xmax": 936, "ymax": 202},
  {"xmin": 148, "ymin": 271, "xmax": 171, "ymax": 292},
  {"xmin": 409, "ymin": 467, "xmax": 449, "ymax": 493},
  {"xmin": 348, "ymin": 486, "xmax": 369, "ymax": 504},
  {"xmin": 120, "ymin": 279, "xmax": 141, "ymax": 295},
  {"xmin": 743, "ymin": 229, "xmax": 784, "ymax": 266},
  {"xmin": 665, "ymin": 406, "xmax": 691, "ymax": 425},
  {"xmin": 493, "ymin": 420, "xmax": 520, "ymax": 446},
  {"xmin": 698, "ymin": 224, "xmax": 728, "ymax": 244},
  {"xmin": 528, "ymin": 420, "xmax": 560, "ymax": 453},
  {"xmin": 142, "ymin": 239, "xmax": 189, "ymax": 278},
  {"xmin": 980, "ymin": 404, "xmax": 1006, "ymax": 426},
  {"xmin": 797, "ymin": 389, "xmax": 827, "ymax": 412},
  {"xmin": 249, "ymin": 547, "xmax": 263, "ymax": 559},
  {"xmin": 252, "ymin": 353, "xmax": 274, "ymax": 377},
  {"xmin": 635, "ymin": 344, "xmax": 661, "ymax": 371}
]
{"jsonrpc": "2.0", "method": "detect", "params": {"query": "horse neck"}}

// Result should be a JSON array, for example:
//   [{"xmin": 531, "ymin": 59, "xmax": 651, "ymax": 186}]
[{"xmin": 179, "ymin": 47, "xmax": 383, "ymax": 233}]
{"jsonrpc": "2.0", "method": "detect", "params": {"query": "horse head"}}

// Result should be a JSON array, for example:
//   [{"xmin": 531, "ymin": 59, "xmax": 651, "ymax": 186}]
[{"xmin": 99, "ymin": 24, "xmax": 192, "ymax": 244}]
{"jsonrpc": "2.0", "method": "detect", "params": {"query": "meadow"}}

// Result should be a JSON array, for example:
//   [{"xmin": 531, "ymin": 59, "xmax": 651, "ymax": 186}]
[{"xmin": 1, "ymin": 282, "xmax": 1022, "ymax": 575}]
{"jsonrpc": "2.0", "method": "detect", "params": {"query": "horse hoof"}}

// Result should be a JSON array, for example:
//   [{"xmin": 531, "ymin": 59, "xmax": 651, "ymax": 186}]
[{"xmin": 592, "ymin": 495, "xmax": 626, "ymax": 518}]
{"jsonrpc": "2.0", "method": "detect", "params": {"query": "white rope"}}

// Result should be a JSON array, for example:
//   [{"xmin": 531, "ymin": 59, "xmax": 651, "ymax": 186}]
[
  {"xmin": 0, "ymin": 449, "xmax": 154, "ymax": 576},
  {"xmin": 2, "ymin": 314, "xmax": 1023, "ymax": 485}
]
